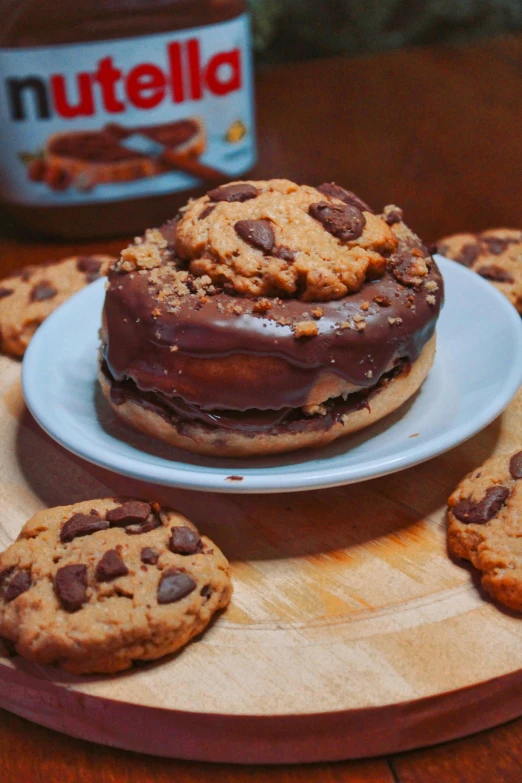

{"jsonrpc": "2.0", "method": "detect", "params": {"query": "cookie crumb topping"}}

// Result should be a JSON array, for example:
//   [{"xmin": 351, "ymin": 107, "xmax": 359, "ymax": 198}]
[
  {"xmin": 293, "ymin": 320, "xmax": 319, "ymax": 338},
  {"xmin": 382, "ymin": 205, "xmax": 404, "ymax": 225},
  {"xmin": 119, "ymin": 240, "xmax": 163, "ymax": 272}
]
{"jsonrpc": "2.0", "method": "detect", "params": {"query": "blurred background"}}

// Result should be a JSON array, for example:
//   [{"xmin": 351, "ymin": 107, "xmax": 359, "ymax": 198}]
[
  {"xmin": 249, "ymin": 0, "xmax": 522, "ymax": 62},
  {"xmin": 1, "ymin": 0, "xmax": 521, "ymax": 243}
]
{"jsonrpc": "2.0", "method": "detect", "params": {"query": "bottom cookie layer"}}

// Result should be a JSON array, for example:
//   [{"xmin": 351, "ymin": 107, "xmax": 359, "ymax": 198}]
[{"xmin": 99, "ymin": 336, "xmax": 436, "ymax": 457}]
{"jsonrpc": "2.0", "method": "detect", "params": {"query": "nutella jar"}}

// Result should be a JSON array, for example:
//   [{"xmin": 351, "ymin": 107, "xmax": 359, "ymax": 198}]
[{"xmin": 0, "ymin": 0, "xmax": 256, "ymax": 238}]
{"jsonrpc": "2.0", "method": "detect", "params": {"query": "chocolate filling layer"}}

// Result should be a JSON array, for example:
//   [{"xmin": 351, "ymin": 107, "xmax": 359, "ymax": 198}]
[{"xmin": 102, "ymin": 358, "xmax": 410, "ymax": 437}]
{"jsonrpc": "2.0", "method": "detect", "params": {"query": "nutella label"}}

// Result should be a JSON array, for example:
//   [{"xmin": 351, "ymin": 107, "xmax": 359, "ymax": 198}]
[{"xmin": 0, "ymin": 14, "xmax": 255, "ymax": 205}]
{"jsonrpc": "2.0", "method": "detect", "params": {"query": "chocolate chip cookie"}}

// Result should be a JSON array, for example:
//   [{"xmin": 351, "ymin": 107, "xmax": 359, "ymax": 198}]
[
  {"xmin": 447, "ymin": 450, "xmax": 522, "ymax": 611},
  {"xmin": 0, "ymin": 498, "xmax": 232, "ymax": 673},
  {"xmin": 0, "ymin": 254, "xmax": 114, "ymax": 358},
  {"xmin": 174, "ymin": 178, "xmax": 401, "ymax": 301},
  {"xmin": 436, "ymin": 229, "xmax": 522, "ymax": 313}
]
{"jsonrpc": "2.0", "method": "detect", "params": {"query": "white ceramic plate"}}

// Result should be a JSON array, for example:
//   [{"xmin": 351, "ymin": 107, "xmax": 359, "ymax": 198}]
[{"xmin": 22, "ymin": 256, "xmax": 522, "ymax": 493}]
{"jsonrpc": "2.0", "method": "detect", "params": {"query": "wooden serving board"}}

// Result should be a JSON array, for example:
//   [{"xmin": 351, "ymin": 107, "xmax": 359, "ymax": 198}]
[{"xmin": 1, "ymin": 354, "xmax": 522, "ymax": 764}]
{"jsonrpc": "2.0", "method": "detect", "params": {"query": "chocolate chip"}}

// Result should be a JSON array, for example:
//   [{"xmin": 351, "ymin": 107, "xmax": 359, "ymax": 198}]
[
  {"xmin": 4, "ymin": 570, "xmax": 31, "ymax": 603},
  {"xmin": 200, "ymin": 584, "xmax": 211, "ymax": 598},
  {"xmin": 141, "ymin": 547, "xmax": 159, "ymax": 565},
  {"xmin": 509, "ymin": 451, "xmax": 522, "ymax": 479},
  {"xmin": 388, "ymin": 250, "xmax": 422, "ymax": 286},
  {"xmin": 384, "ymin": 207, "xmax": 403, "ymax": 225},
  {"xmin": 207, "ymin": 183, "xmax": 258, "ymax": 203},
  {"xmin": 157, "ymin": 569, "xmax": 197, "ymax": 604},
  {"xmin": 235, "ymin": 219, "xmax": 275, "ymax": 252},
  {"xmin": 170, "ymin": 526, "xmax": 202, "ymax": 555},
  {"xmin": 125, "ymin": 516, "xmax": 162, "ymax": 536},
  {"xmin": 106, "ymin": 500, "xmax": 151, "ymax": 526},
  {"xmin": 373, "ymin": 295, "xmax": 391, "ymax": 307},
  {"xmin": 272, "ymin": 245, "xmax": 295, "ymax": 262},
  {"xmin": 19, "ymin": 266, "xmax": 35, "ymax": 282},
  {"xmin": 452, "ymin": 485, "xmax": 510, "ymax": 524},
  {"xmin": 60, "ymin": 513, "xmax": 109, "ymax": 543},
  {"xmin": 453, "ymin": 242, "xmax": 480, "ymax": 267},
  {"xmin": 31, "ymin": 281, "xmax": 57, "ymax": 302},
  {"xmin": 95, "ymin": 549, "xmax": 129, "ymax": 582},
  {"xmin": 317, "ymin": 182, "xmax": 374, "ymax": 214},
  {"xmin": 76, "ymin": 256, "xmax": 101, "ymax": 273},
  {"xmin": 476, "ymin": 265, "xmax": 514, "ymax": 283},
  {"xmin": 481, "ymin": 236, "xmax": 511, "ymax": 255},
  {"xmin": 309, "ymin": 201, "xmax": 365, "ymax": 242},
  {"xmin": 0, "ymin": 567, "xmax": 15, "ymax": 589},
  {"xmin": 76, "ymin": 256, "xmax": 103, "ymax": 283},
  {"xmin": 199, "ymin": 205, "xmax": 216, "ymax": 220},
  {"xmin": 55, "ymin": 564, "xmax": 88, "ymax": 612},
  {"xmin": 0, "ymin": 287, "xmax": 13, "ymax": 299}
]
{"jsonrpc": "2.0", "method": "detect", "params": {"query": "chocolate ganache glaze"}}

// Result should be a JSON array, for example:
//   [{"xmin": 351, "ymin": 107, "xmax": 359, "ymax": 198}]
[{"xmin": 102, "ymin": 220, "xmax": 444, "ymax": 415}]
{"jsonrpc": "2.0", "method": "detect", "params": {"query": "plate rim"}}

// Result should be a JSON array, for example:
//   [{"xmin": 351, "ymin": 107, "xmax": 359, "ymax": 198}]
[{"xmin": 22, "ymin": 256, "xmax": 522, "ymax": 493}]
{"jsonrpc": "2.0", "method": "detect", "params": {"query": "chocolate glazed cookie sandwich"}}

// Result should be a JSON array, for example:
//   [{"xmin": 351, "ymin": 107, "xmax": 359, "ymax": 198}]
[{"xmin": 99, "ymin": 179, "xmax": 443, "ymax": 457}]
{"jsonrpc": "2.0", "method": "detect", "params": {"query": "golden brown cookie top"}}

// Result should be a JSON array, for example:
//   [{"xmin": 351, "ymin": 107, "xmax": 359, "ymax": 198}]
[{"xmin": 170, "ymin": 178, "xmax": 429, "ymax": 301}]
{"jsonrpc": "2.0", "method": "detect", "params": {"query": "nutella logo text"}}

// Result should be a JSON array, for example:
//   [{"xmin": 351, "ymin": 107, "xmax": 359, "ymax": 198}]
[{"xmin": 6, "ymin": 39, "xmax": 242, "ymax": 121}]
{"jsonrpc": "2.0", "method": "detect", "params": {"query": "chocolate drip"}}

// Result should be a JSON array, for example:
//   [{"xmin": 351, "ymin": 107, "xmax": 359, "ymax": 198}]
[
  {"xmin": 102, "ymin": 360, "xmax": 409, "ymax": 436},
  {"xmin": 104, "ymin": 280, "xmax": 442, "ymax": 412}
]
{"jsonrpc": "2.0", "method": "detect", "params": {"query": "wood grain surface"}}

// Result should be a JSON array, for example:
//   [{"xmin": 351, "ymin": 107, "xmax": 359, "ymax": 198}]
[
  {"xmin": 2, "ymin": 350, "xmax": 522, "ymax": 763},
  {"xmin": 1, "ymin": 32, "xmax": 522, "ymax": 783}
]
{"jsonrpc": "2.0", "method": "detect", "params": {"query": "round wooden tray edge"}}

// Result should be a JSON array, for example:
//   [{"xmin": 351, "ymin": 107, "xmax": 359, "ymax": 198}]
[{"xmin": 1, "ymin": 662, "xmax": 522, "ymax": 763}]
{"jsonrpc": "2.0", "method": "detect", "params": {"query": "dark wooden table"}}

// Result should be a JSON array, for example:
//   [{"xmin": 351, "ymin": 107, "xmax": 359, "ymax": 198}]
[{"xmin": 2, "ymin": 33, "xmax": 522, "ymax": 782}]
